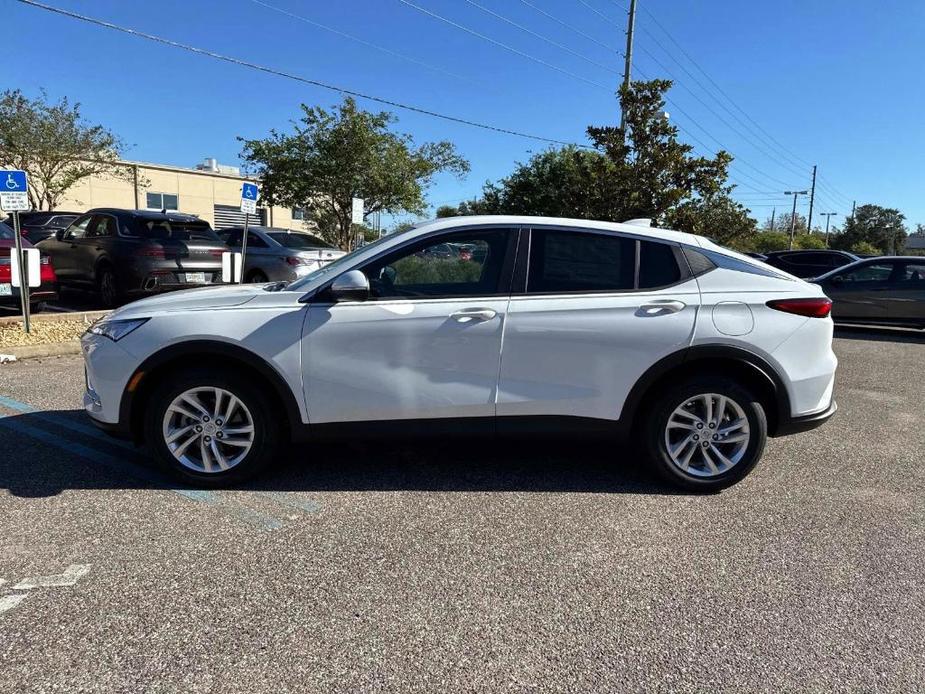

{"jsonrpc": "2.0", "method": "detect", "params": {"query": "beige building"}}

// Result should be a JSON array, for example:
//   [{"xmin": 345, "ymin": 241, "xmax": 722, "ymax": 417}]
[{"xmin": 57, "ymin": 157, "xmax": 312, "ymax": 231}]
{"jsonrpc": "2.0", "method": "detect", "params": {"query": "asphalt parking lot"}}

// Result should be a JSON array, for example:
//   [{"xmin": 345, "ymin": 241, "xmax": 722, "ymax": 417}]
[{"xmin": 1, "ymin": 328, "xmax": 923, "ymax": 692}]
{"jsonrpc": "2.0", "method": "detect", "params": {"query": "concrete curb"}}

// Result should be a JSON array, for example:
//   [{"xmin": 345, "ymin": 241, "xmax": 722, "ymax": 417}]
[
  {"xmin": 2, "ymin": 341, "xmax": 82, "ymax": 361},
  {"xmin": 0, "ymin": 310, "xmax": 109, "ymax": 327}
]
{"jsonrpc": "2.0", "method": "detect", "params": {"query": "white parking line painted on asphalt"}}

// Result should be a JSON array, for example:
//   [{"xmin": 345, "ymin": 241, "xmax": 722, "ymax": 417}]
[
  {"xmin": 13, "ymin": 564, "xmax": 91, "ymax": 590},
  {"xmin": 0, "ymin": 594, "xmax": 27, "ymax": 616}
]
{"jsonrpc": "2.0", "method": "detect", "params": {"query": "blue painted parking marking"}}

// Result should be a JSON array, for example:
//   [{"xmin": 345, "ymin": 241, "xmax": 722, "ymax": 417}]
[{"xmin": 0, "ymin": 392, "xmax": 321, "ymax": 529}]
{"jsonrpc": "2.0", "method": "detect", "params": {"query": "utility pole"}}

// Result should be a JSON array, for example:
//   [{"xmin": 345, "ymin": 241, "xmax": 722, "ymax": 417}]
[
  {"xmin": 819, "ymin": 212, "xmax": 838, "ymax": 246},
  {"xmin": 769, "ymin": 207, "xmax": 776, "ymax": 232},
  {"xmin": 619, "ymin": 0, "xmax": 637, "ymax": 136},
  {"xmin": 784, "ymin": 190, "xmax": 808, "ymax": 249},
  {"xmin": 807, "ymin": 165, "xmax": 817, "ymax": 234},
  {"xmin": 851, "ymin": 200, "xmax": 856, "ymax": 220}
]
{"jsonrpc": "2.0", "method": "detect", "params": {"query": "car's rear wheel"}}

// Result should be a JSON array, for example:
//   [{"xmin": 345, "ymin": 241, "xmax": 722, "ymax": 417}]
[
  {"xmin": 97, "ymin": 267, "xmax": 120, "ymax": 308},
  {"xmin": 645, "ymin": 378, "xmax": 767, "ymax": 492},
  {"xmin": 145, "ymin": 368, "xmax": 282, "ymax": 486},
  {"xmin": 246, "ymin": 270, "xmax": 268, "ymax": 284}
]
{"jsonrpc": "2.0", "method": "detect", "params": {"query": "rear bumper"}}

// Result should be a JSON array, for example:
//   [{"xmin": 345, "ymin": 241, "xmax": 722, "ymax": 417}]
[{"xmin": 773, "ymin": 400, "xmax": 837, "ymax": 436}]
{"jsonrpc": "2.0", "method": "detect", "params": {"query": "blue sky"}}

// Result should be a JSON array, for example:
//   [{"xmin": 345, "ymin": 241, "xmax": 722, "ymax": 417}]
[{"xmin": 7, "ymin": 0, "xmax": 925, "ymax": 231}]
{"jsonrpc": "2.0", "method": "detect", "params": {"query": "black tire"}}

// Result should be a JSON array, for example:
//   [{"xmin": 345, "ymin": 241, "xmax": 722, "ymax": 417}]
[
  {"xmin": 97, "ymin": 266, "xmax": 120, "ymax": 309},
  {"xmin": 246, "ymin": 270, "xmax": 269, "ymax": 284},
  {"xmin": 144, "ymin": 367, "xmax": 283, "ymax": 487},
  {"xmin": 644, "ymin": 377, "xmax": 767, "ymax": 492}
]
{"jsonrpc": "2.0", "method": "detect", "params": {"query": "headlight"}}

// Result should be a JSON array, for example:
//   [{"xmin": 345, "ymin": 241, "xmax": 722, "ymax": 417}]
[{"xmin": 86, "ymin": 318, "xmax": 149, "ymax": 341}]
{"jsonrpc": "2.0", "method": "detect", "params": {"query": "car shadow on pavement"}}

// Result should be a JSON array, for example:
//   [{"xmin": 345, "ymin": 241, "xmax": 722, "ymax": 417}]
[
  {"xmin": 834, "ymin": 325, "xmax": 925, "ymax": 343},
  {"xmin": 0, "ymin": 409, "xmax": 681, "ymax": 499}
]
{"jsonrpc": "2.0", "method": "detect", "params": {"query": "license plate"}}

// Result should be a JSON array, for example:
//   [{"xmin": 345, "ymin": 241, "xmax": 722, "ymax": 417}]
[
  {"xmin": 184, "ymin": 273, "xmax": 207, "ymax": 283},
  {"xmin": 0, "ymin": 283, "xmax": 11, "ymax": 296}
]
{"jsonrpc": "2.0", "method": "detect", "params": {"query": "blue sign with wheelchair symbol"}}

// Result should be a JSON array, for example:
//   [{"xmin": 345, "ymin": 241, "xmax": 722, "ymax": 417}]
[
  {"xmin": 242, "ymin": 183, "xmax": 258, "ymax": 201},
  {"xmin": 2, "ymin": 170, "xmax": 27, "ymax": 192}
]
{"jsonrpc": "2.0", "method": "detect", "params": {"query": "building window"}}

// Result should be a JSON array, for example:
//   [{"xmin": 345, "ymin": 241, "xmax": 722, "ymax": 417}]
[
  {"xmin": 292, "ymin": 207, "xmax": 305, "ymax": 221},
  {"xmin": 146, "ymin": 192, "xmax": 179, "ymax": 211}
]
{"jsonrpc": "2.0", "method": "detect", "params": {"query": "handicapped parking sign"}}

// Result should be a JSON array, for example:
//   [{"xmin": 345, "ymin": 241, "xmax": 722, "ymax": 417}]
[
  {"xmin": 241, "ymin": 182, "xmax": 258, "ymax": 214},
  {"xmin": 0, "ymin": 170, "xmax": 29, "ymax": 211}
]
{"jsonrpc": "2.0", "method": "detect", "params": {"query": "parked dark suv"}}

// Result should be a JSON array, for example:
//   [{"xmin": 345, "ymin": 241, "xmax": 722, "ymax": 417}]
[
  {"xmin": 4, "ymin": 211, "xmax": 82, "ymax": 245},
  {"xmin": 37, "ymin": 209, "xmax": 229, "ymax": 307},
  {"xmin": 762, "ymin": 250, "xmax": 859, "ymax": 279}
]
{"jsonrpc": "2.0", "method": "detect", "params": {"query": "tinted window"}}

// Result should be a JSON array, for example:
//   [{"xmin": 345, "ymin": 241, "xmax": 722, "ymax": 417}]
[
  {"xmin": 64, "ymin": 216, "xmax": 93, "ymax": 240},
  {"xmin": 361, "ymin": 230, "xmax": 509, "ymax": 299},
  {"xmin": 897, "ymin": 263, "xmax": 925, "ymax": 284},
  {"xmin": 836, "ymin": 263, "xmax": 894, "ymax": 283},
  {"xmin": 268, "ymin": 232, "xmax": 334, "ymax": 249},
  {"xmin": 639, "ymin": 240, "xmax": 681, "ymax": 288},
  {"xmin": 246, "ymin": 231, "xmax": 267, "ymax": 248},
  {"xmin": 46, "ymin": 215, "xmax": 78, "ymax": 227},
  {"xmin": 216, "ymin": 229, "xmax": 241, "ymax": 245},
  {"xmin": 87, "ymin": 215, "xmax": 116, "ymax": 238},
  {"xmin": 133, "ymin": 219, "xmax": 219, "ymax": 242},
  {"xmin": 0, "ymin": 222, "xmax": 12, "ymax": 240},
  {"xmin": 528, "ymin": 230, "xmax": 634, "ymax": 293}
]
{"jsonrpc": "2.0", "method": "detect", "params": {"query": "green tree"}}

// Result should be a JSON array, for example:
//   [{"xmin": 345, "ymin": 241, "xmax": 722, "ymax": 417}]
[
  {"xmin": 830, "ymin": 204, "xmax": 907, "ymax": 254},
  {"xmin": 0, "ymin": 89, "xmax": 131, "ymax": 210},
  {"xmin": 849, "ymin": 241, "xmax": 880, "ymax": 256},
  {"xmin": 458, "ymin": 79, "xmax": 748, "ymax": 238},
  {"xmin": 749, "ymin": 231, "xmax": 791, "ymax": 253},
  {"xmin": 240, "ymin": 97, "xmax": 469, "ymax": 250},
  {"xmin": 435, "ymin": 204, "xmax": 459, "ymax": 218},
  {"xmin": 793, "ymin": 233, "xmax": 826, "ymax": 249}
]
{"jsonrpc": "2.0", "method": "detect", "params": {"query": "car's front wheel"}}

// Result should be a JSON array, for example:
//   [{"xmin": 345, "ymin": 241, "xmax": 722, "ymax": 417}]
[
  {"xmin": 145, "ymin": 368, "xmax": 282, "ymax": 486},
  {"xmin": 645, "ymin": 378, "xmax": 767, "ymax": 492}
]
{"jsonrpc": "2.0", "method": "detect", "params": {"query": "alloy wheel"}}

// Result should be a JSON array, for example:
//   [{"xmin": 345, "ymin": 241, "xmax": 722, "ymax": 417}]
[
  {"xmin": 162, "ymin": 387, "xmax": 255, "ymax": 473},
  {"xmin": 664, "ymin": 393, "xmax": 751, "ymax": 478}
]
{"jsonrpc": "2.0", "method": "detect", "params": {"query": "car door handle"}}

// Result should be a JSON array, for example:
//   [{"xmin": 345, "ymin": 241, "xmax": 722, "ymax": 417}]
[
  {"xmin": 450, "ymin": 308, "xmax": 497, "ymax": 322},
  {"xmin": 639, "ymin": 300, "xmax": 686, "ymax": 315}
]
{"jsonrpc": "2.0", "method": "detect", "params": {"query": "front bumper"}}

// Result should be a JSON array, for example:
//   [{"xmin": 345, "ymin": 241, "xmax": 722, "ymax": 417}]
[{"xmin": 773, "ymin": 400, "xmax": 837, "ymax": 436}]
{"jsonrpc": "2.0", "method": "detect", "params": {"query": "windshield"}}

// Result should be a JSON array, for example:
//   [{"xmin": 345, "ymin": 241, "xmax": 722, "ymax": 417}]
[
  {"xmin": 268, "ymin": 231, "xmax": 334, "ymax": 249},
  {"xmin": 0, "ymin": 222, "xmax": 13, "ymax": 240},
  {"xmin": 287, "ymin": 230, "xmax": 408, "ymax": 289}
]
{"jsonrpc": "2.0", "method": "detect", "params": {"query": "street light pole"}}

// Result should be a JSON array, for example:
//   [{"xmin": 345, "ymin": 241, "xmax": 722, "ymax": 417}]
[
  {"xmin": 784, "ymin": 190, "xmax": 809, "ymax": 250},
  {"xmin": 619, "ymin": 0, "xmax": 637, "ymax": 137}
]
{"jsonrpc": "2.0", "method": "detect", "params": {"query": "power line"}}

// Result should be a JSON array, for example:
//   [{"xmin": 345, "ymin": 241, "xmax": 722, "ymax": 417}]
[
  {"xmin": 396, "ymin": 0, "xmax": 613, "ymax": 90},
  {"xmin": 518, "ymin": 0, "xmax": 623, "ymax": 56},
  {"xmin": 15, "ymin": 0, "xmax": 588, "ymax": 148},
  {"xmin": 462, "ymin": 0, "xmax": 618, "ymax": 74},
  {"xmin": 249, "ymin": 0, "xmax": 478, "ymax": 86}
]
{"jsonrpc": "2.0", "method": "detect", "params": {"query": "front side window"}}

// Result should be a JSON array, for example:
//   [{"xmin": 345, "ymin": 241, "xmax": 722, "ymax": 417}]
[
  {"xmin": 64, "ymin": 215, "xmax": 93, "ymax": 240},
  {"xmin": 146, "ymin": 192, "xmax": 179, "ymax": 211},
  {"xmin": 897, "ymin": 263, "xmax": 925, "ymax": 284},
  {"xmin": 87, "ymin": 215, "xmax": 116, "ymax": 238},
  {"xmin": 360, "ymin": 230, "xmax": 510, "ymax": 299},
  {"xmin": 528, "ymin": 229, "xmax": 635, "ymax": 293},
  {"xmin": 835, "ymin": 263, "xmax": 894, "ymax": 284}
]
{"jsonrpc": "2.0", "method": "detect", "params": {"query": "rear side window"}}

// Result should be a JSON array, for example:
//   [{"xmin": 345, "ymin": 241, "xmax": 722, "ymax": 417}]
[
  {"xmin": 528, "ymin": 230, "xmax": 635, "ymax": 293},
  {"xmin": 639, "ymin": 240, "xmax": 681, "ymax": 288},
  {"xmin": 0, "ymin": 222, "xmax": 12, "ymax": 240}
]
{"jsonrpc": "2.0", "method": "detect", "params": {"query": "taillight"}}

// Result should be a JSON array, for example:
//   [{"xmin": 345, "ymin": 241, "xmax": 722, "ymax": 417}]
[
  {"xmin": 135, "ymin": 245, "xmax": 166, "ymax": 259},
  {"xmin": 766, "ymin": 297, "xmax": 832, "ymax": 318},
  {"xmin": 209, "ymin": 249, "xmax": 224, "ymax": 258}
]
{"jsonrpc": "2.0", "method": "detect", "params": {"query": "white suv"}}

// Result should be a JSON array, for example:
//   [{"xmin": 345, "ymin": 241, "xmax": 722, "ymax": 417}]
[{"xmin": 81, "ymin": 216, "xmax": 837, "ymax": 491}]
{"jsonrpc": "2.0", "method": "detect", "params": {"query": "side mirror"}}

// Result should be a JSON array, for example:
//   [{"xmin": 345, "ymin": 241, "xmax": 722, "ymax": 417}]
[
  {"xmin": 330, "ymin": 270, "xmax": 369, "ymax": 302},
  {"xmin": 55, "ymin": 229, "xmax": 66, "ymax": 242}
]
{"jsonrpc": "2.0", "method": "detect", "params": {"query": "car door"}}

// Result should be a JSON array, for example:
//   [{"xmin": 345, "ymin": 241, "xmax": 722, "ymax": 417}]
[
  {"xmin": 823, "ymin": 261, "xmax": 896, "ymax": 322},
  {"xmin": 302, "ymin": 227, "xmax": 517, "ymax": 425},
  {"xmin": 45, "ymin": 214, "xmax": 92, "ymax": 283},
  {"xmin": 77, "ymin": 214, "xmax": 117, "ymax": 283},
  {"xmin": 880, "ymin": 261, "xmax": 925, "ymax": 325},
  {"xmin": 496, "ymin": 228, "xmax": 698, "ymax": 423}
]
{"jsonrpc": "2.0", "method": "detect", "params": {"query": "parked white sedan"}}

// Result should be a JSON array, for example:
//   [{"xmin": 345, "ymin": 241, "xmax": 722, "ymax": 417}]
[{"xmin": 81, "ymin": 215, "xmax": 837, "ymax": 491}]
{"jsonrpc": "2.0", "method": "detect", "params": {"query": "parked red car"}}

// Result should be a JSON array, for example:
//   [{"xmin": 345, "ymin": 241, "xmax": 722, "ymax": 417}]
[{"xmin": 0, "ymin": 221, "xmax": 58, "ymax": 312}]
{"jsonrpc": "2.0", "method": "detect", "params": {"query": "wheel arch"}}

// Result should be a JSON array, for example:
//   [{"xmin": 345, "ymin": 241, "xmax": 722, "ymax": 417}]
[
  {"xmin": 120, "ymin": 340, "xmax": 304, "ymax": 444},
  {"xmin": 621, "ymin": 345, "xmax": 791, "ymax": 437}
]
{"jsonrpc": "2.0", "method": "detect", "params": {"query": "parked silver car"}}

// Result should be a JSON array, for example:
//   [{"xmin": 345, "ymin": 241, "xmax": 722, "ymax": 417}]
[{"xmin": 215, "ymin": 226, "xmax": 345, "ymax": 283}]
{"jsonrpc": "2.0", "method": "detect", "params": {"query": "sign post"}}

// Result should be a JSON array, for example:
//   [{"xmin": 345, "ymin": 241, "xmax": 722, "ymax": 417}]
[
  {"xmin": 351, "ymin": 197, "xmax": 364, "ymax": 251},
  {"xmin": 240, "ymin": 182, "xmax": 258, "ymax": 284},
  {"xmin": 1, "ymin": 170, "xmax": 32, "ymax": 333}
]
